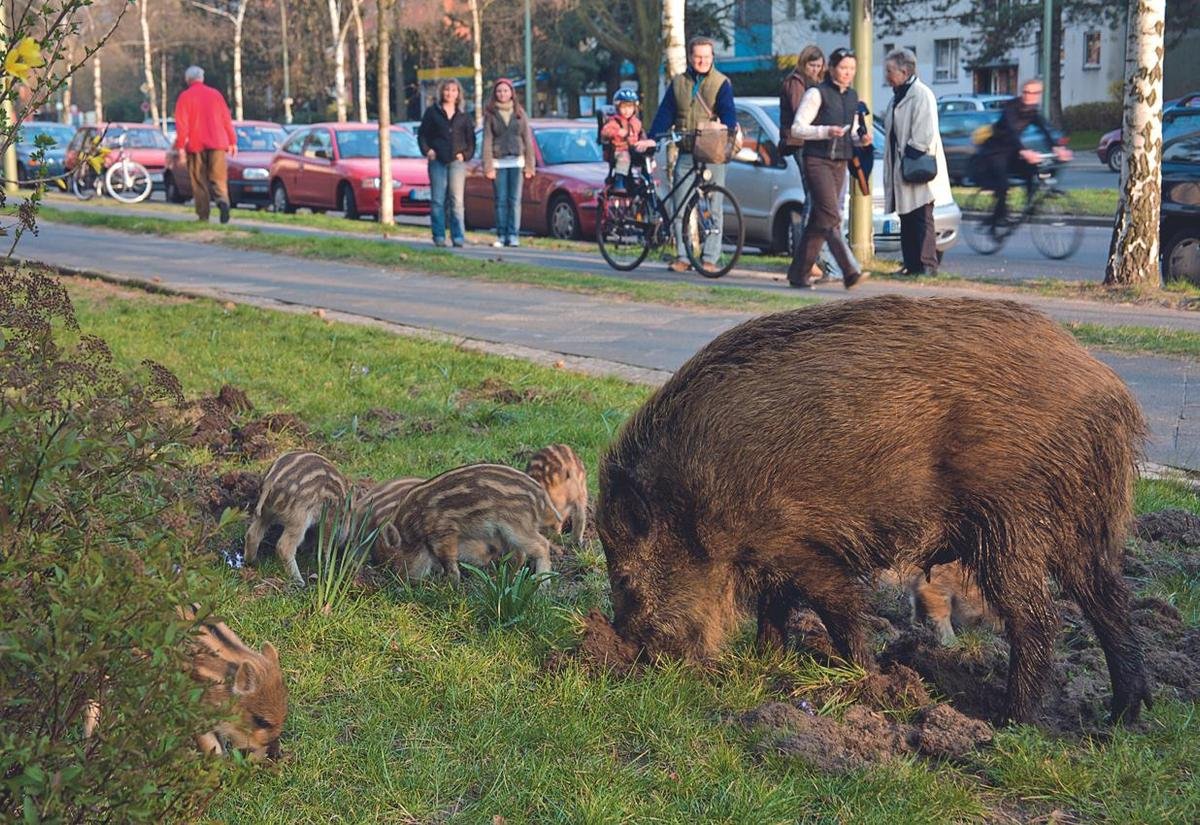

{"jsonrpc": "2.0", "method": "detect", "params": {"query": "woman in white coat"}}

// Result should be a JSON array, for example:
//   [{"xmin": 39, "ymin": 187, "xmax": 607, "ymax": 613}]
[{"xmin": 882, "ymin": 48, "xmax": 952, "ymax": 277}]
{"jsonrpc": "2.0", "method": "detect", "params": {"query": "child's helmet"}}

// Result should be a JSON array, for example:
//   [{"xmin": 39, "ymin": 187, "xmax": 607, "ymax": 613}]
[{"xmin": 612, "ymin": 88, "xmax": 639, "ymax": 106}]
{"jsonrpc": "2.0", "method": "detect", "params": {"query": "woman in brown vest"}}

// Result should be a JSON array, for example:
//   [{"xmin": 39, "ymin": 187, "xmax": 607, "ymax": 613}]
[
  {"xmin": 481, "ymin": 78, "xmax": 534, "ymax": 247},
  {"xmin": 787, "ymin": 47, "xmax": 872, "ymax": 290}
]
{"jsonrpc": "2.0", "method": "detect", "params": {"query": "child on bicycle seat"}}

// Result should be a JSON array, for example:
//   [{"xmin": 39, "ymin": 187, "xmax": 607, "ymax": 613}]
[{"xmin": 600, "ymin": 89, "xmax": 647, "ymax": 193}]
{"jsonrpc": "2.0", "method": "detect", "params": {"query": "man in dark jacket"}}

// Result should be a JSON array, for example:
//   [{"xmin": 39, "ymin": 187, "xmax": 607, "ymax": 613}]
[
  {"xmin": 646, "ymin": 36, "xmax": 737, "ymax": 273},
  {"xmin": 978, "ymin": 79, "xmax": 1071, "ymax": 228}
]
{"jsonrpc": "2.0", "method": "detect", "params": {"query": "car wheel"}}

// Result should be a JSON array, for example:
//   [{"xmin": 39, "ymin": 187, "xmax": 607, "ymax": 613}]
[
  {"xmin": 548, "ymin": 194, "xmax": 581, "ymax": 240},
  {"xmin": 16, "ymin": 162, "xmax": 26, "ymax": 187},
  {"xmin": 271, "ymin": 181, "xmax": 295, "ymax": 214},
  {"xmin": 772, "ymin": 204, "xmax": 805, "ymax": 256},
  {"xmin": 339, "ymin": 183, "xmax": 358, "ymax": 220},
  {"xmin": 1107, "ymin": 145, "xmax": 1123, "ymax": 174},
  {"xmin": 1164, "ymin": 229, "xmax": 1200, "ymax": 286}
]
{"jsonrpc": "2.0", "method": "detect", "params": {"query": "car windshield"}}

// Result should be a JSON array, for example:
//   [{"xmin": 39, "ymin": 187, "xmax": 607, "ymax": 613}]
[
  {"xmin": 17, "ymin": 124, "xmax": 75, "ymax": 147},
  {"xmin": 334, "ymin": 128, "xmax": 421, "ymax": 159},
  {"xmin": 104, "ymin": 127, "xmax": 170, "ymax": 149},
  {"xmin": 535, "ymin": 128, "xmax": 603, "ymax": 164},
  {"xmin": 940, "ymin": 113, "xmax": 995, "ymax": 138},
  {"xmin": 236, "ymin": 125, "xmax": 286, "ymax": 152},
  {"xmin": 1164, "ymin": 130, "xmax": 1200, "ymax": 164},
  {"xmin": 1165, "ymin": 111, "xmax": 1200, "ymax": 143}
]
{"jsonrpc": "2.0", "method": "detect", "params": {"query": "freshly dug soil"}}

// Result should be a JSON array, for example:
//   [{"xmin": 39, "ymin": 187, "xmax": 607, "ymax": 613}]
[
  {"xmin": 186, "ymin": 385, "xmax": 309, "ymax": 458},
  {"xmin": 204, "ymin": 470, "xmax": 261, "ymax": 517},
  {"xmin": 546, "ymin": 610, "xmax": 640, "ymax": 676}
]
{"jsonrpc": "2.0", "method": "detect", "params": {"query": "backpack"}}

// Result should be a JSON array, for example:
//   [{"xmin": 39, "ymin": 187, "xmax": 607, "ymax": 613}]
[{"xmin": 596, "ymin": 104, "xmax": 616, "ymax": 164}]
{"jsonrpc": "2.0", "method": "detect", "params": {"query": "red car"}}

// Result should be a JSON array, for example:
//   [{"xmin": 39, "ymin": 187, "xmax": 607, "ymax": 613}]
[
  {"xmin": 164, "ymin": 120, "xmax": 287, "ymax": 208},
  {"xmin": 1097, "ymin": 92, "xmax": 1200, "ymax": 173},
  {"xmin": 65, "ymin": 122, "xmax": 170, "ymax": 185},
  {"xmin": 268, "ymin": 122, "xmax": 430, "ymax": 218},
  {"xmin": 464, "ymin": 119, "xmax": 606, "ymax": 240}
]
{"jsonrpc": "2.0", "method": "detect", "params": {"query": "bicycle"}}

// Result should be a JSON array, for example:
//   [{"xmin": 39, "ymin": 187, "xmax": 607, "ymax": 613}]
[
  {"xmin": 596, "ymin": 130, "xmax": 744, "ymax": 277},
  {"xmin": 104, "ymin": 134, "xmax": 153, "ymax": 204},
  {"xmin": 70, "ymin": 154, "xmax": 102, "ymax": 200},
  {"xmin": 962, "ymin": 153, "xmax": 1085, "ymax": 260}
]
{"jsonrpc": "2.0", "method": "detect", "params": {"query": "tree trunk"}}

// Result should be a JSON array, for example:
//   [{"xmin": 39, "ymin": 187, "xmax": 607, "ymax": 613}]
[
  {"xmin": 662, "ymin": 0, "xmax": 685, "ymax": 79},
  {"xmin": 233, "ymin": 3, "xmax": 248, "ymax": 119},
  {"xmin": 353, "ymin": 0, "xmax": 367, "ymax": 123},
  {"xmin": 160, "ymin": 50, "xmax": 168, "ymax": 130},
  {"xmin": 1104, "ymin": 0, "xmax": 1165, "ymax": 286},
  {"xmin": 328, "ymin": 0, "xmax": 348, "ymax": 122},
  {"xmin": 139, "ymin": 0, "xmax": 160, "ymax": 128},
  {"xmin": 378, "ymin": 0, "xmax": 393, "ymax": 226},
  {"xmin": 469, "ymin": 0, "xmax": 483, "ymax": 126},
  {"xmin": 93, "ymin": 53, "xmax": 103, "ymax": 123},
  {"xmin": 63, "ymin": 74, "xmax": 73, "ymax": 125},
  {"xmin": 1050, "ymin": 3, "xmax": 1064, "ymax": 127},
  {"xmin": 392, "ymin": 4, "xmax": 404, "ymax": 119}
]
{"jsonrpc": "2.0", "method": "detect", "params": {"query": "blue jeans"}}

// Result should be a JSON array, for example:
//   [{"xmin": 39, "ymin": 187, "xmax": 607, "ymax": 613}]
[
  {"xmin": 671, "ymin": 154, "xmax": 726, "ymax": 263},
  {"xmin": 428, "ymin": 158, "xmax": 465, "ymax": 243},
  {"xmin": 492, "ymin": 166, "xmax": 523, "ymax": 240}
]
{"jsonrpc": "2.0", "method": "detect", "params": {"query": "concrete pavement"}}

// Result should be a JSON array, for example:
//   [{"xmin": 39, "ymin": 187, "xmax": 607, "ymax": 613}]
[{"xmin": 18, "ymin": 219, "xmax": 1200, "ymax": 470}]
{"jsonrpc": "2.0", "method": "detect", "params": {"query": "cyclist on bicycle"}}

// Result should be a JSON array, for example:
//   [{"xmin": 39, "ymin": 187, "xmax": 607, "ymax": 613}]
[
  {"xmin": 975, "ymin": 78, "xmax": 1072, "ymax": 231},
  {"xmin": 600, "ymin": 89, "xmax": 648, "ymax": 194}
]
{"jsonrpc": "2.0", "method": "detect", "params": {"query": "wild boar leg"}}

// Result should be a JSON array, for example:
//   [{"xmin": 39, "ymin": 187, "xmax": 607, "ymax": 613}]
[
  {"xmin": 792, "ymin": 557, "xmax": 875, "ymax": 670},
  {"xmin": 275, "ymin": 523, "xmax": 308, "ymax": 585},
  {"xmin": 978, "ymin": 561, "xmax": 1058, "ymax": 724},
  {"xmin": 243, "ymin": 515, "xmax": 269, "ymax": 565},
  {"xmin": 433, "ymin": 535, "xmax": 461, "ymax": 583},
  {"xmin": 755, "ymin": 587, "xmax": 796, "ymax": 651}
]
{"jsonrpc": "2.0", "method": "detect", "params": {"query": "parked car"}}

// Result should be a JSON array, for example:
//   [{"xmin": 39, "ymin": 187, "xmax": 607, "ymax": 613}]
[
  {"xmin": 145, "ymin": 117, "xmax": 176, "ymax": 145},
  {"xmin": 268, "ymin": 122, "xmax": 430, "ymax": 218},
  {"xmin": 937, "ymin": 94, "xmax": 1012, "ymax": 114},
  {"xmin": 1098, "ymin": 105, "xmax": 1200, "ymax": 173},
  {"xmin": 726, "ymin": 97, "xmax": 961, "ymax": 259},
  {"xmin": 65, "ymin": 122, "xmax": 170, "ymax": 188},
  {"xmin": 939, "ymin": 111, "xmax": 1063, "ymax": 185},
  {"xmin": 164, "ymin": 120, "xmax": 287, "ymax": 208},
  {"xmin": 16, "ymin": 121, "xmax": 76, "ymax": 186},
  {"xmin": 1161, "ymin": 128, "xmax": 1200, "ymax": 284},
  {"xmin": 464, "ymin": 119, "xmax": 606, "ymax": 239}
]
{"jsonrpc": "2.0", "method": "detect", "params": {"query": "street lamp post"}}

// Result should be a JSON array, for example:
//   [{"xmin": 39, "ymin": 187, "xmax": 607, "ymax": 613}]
[
  {"xmin": 281, "ymin": 0, "xmax": 293, "ymax": 124},
  {"xmin": 849, "ymin": 0, "xmax": 874, "ymax": 264},
  {"xmin": 1042, "ymin": 0, "xmax": 1053, "ymax": 118},
  {"xmin": 524, "ymin": 0, "xmax": 533, "ymax": 115}
]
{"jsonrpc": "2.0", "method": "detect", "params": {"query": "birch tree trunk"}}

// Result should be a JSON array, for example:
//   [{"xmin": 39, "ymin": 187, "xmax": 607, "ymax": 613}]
[
  {"xmin": 469, "ymin": 0, "xmax": 482, "ymax": 126},
  {"xmin": 233, "ymin": 2, "xmax": 247, "ymax": 119},
  {"xmin": 1104, "ymin": 0, "xmax": 1165, "ymax": 286},
  {"xmin": 328, "ymin": 0, "xmax": 348, "ymax": 122},
  {"xmin": 662, "ymin": 0, "xmax": 685, "ymax": 80},
  {"xmin": 139, "ymin": 0, "xmax": 160, "ymax": 128},
  {"xmin": 93, "ymin": 53, "xmax": 103, "ymax": 122},
  {"xmin": 378, "ymin": 0, "xmax": 393, "ymax": 226},
  {"xmin": 352, "ymin": 0, "xmax": 367, "ymax": 123}
]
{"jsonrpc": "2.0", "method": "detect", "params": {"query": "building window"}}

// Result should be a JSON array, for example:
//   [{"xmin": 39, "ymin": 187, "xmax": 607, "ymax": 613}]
[
  {"xmin": 1084, "ymin": 32, "xmax": 1101, "ymax": 69},
  {"xmin": 934, "ymin": 38, "xmax": 959, "ymax": 82},
  {"xmin": 787, "ymin": 0, "xmax": 796, "ymax": 20}
]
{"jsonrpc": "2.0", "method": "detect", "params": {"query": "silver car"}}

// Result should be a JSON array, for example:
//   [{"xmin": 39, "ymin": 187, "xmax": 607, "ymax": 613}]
[{"xmin": 725, "ymin": 97, "xmax": 960, "ymax": 262}]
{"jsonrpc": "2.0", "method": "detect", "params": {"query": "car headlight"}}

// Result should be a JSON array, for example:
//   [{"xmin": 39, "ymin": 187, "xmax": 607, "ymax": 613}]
[
  {"xmin": 581, "ymin": 187, "xmax": 600, "ymax": 200},
  {"xmin": 243, "ymin": 167, "xmax": 269, "ymax": 180},
  {"xmin": 361, "ymin": 177, "xmax": 380, "ymax": 189}
]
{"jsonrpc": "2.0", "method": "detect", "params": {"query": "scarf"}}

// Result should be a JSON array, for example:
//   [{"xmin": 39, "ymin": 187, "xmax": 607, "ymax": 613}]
[
  {"xmin": 494, "ymin": 98, "xmax": 514, "ymax": 126},
  {"xmin": 892, "ymin": 74, "xmax": 916, "ymax": 105}
]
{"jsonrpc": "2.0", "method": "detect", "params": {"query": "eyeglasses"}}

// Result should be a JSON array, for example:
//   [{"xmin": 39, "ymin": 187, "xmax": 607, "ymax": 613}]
[{"xmin": 830, "ymin": 48, "xmax": 856, "ymax": 64}]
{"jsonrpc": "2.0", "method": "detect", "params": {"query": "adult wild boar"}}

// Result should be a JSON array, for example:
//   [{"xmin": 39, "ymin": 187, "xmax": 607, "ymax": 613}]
[{"xmin": 597, "ymin": 296, "xmax": 1150, "ymax": 724}]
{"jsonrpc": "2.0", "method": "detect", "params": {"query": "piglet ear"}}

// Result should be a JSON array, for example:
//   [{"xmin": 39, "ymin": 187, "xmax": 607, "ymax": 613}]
[
  {"xmin": 381, "ymin": 523, "xmax": 401, "ymax": 551},
  {"xmin": 233, "ymin": 661, "xmax": 260, "ymax": 696},
  {"xmin": 260, "ymin": 642, "xmax": 279, "ymax": 666}
]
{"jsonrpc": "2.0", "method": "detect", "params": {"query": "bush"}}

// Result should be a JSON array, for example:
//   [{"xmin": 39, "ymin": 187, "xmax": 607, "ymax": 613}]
[
  {"xmin": 0, "ymin": 268, "xmax": 230, "ymax": 822},
  {"xmin": 1062, "ymin": 101, "xmax": 1123, "ymax": 133}
]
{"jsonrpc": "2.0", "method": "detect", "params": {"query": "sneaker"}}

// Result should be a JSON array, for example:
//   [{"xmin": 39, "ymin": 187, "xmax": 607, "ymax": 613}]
[
  {"xmin": 218, "ymin": 201, "xmax": 230, "ymax": 224},
  {"xmin": 699, "ymin": 262, "xmax": 720, "ymax": 275},
  {"xmin": 492, "ymin": 239, "xmax": 505, "ymax": 248},
  {"xmin": 668, "ymin": 259, "xmax": 690, "ymax": 273},
  {"xmin": 506, "ymin": 236, "xmax": 520, "ymax": 247},
  {"xmin": 433, "ymin": 238, "xmax": 447, "ymax": 247},
  {"xmin": 452, "ymin": 239, "xmax": 465, "ymax": 248}
]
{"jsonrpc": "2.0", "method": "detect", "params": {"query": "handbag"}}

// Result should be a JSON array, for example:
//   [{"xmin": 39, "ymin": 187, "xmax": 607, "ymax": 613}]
[
  {"xmin": 901, "ymin": 143, "xmax": 937, "ymax": 184},
  {"xmin": 690, "ymin": 93, "xmax": 731, "ymax": 164},
  {"xmin": 850, "ymin": 107, "xmax": 873, "ymax": 196}
]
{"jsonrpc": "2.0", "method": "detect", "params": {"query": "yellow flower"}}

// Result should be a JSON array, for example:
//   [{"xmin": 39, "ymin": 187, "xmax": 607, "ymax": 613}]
[
  {"xmin": 4, "ymin": 37, "xmax": 45, "ymax": 81},
  {"xmin": 86, "ymin": 145, "xmax": 111, "ymax": 174}
]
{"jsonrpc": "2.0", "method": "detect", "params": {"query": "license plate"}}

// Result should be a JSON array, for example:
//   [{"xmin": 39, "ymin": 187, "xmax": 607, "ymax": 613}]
[
  {"xmin": 410, "ymin": 187, "xmax": 431, "ymax": 201},
  {"xmin": 246, "ymin": 184, "xmax": 268, "ymax": 193}
]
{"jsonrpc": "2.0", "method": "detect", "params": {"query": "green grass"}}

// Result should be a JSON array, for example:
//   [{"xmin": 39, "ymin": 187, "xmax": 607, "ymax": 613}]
[
  {"xmin": 1067, "ymin": 129, "xmax": 1105, "ymax": 152},
  {"xmin": 61, "ymin": 277, "xmax": 1200, "ymax": 823},
  {"xmin": 952, "ymin": 186, "xmax": 1118, "ymax": 217}
]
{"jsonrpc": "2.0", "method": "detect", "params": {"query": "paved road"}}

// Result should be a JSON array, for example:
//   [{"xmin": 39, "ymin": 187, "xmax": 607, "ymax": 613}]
[
  {"xmin": 18, "ymin": 220, "xmax": 1200, "ymax": 470},
  {"xmin": 1059, "ymin": 156, "xmax": 1117, "ymax": 191},
  {"xmin": 941, "ymin": 224, "xmax": 1112, "ymax": 282}
]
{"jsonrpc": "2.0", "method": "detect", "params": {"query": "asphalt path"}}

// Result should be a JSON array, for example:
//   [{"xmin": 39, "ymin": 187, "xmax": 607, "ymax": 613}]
[
  {"xmin": 1059, "ymin": 156, "xmax": 1118, "ymax": 191},
  {"xmin": 17, "ymin": 219, "xmax": 1200, "ymax": 471}
]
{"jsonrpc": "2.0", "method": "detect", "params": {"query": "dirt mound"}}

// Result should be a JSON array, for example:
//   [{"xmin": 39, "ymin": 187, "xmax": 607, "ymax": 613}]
[
  {"xmin": 545, "ymin": 610, "xmax": 640, "ymax": 676},
  {"xmin": 739, "ymin": 699, "xmax": 993, "ymax": 773},
  {"xmin": 1134, "ymin": 509, "xmax": 1200, "ymax": 546},
  {"xmin": 185, "ymin": 385, "xmax": 309, "ymax": 458},
  {"xmin": 204, "ymin": 470, "xmax": 261, "ymax": 516},
  {"xmin": 456, "ymin": 377, "xmax": 544, "ymax": 407},
  {"xmin": 880, "ymin": 596, "xmax": 1200, "ymax": 734},
  {"xmin": 355, "ymin": 407, "xmax": 440, "ymax": 440}
]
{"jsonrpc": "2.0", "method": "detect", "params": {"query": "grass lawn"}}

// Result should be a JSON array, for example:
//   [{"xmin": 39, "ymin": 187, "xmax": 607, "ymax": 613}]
[
  {"xmin": 951, "ymin": 186, "xmax": 1118, "ymax": 218},
  {"xmin": 63, "ymin": 276, "xmax": 1200, "ymax": 824}
]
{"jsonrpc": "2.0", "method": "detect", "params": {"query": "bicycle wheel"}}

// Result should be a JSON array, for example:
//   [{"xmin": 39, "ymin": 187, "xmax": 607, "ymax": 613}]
[
  {"xmin": 597, "ymin": 192, "xmax": 652, "ymax": 271},
  {"xmin": 71, "ymin": 167, "xmax": 98, "ymax": 201},
  {"xmin": 962, "ymin": 187, "xmax": 1006, "ymax": 256},
  {"xmin": 682, "ymin": 183, "xmax": 743, "ymax": 278},
  {"xmin": 106, "ymin": 160, "xmax": 153, "ymax": 203},
  {"xmin": 1030, "ymin": 189, "xmax": 1085, "ymax": 260}
]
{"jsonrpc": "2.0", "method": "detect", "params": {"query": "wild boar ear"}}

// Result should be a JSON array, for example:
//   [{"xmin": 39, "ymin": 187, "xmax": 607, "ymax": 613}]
[
  {"xmin": 608, "ymin": 466, "xmax": 652, "ymax": 538},
  {"xmin": 233, "ymin": 661, "xmax": 260, "ymax": 696},
  {"xmin": 381, "ymin": 523, "xmax": 401, "ymax": 550},
  {"xmin": 260, "ymin": 642, "xmax": 280, "ymax": 666}
]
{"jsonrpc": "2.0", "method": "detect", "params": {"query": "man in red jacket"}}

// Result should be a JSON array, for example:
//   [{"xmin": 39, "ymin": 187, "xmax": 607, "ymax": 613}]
[{"xmin": 173, "ymin": 65, "xmax": 237, "ymax": 223}]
